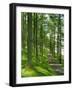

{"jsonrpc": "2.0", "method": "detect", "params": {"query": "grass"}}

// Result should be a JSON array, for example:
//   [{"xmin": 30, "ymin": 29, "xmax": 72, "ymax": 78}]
[
  {"xmin": 21, "ymin": 65, "xmax": 57, "ymax": 77},
  {"xmin": 21, "ymin": 67, "xmax": 38, "ymax": 77},
  {"xmin": 34, "ymin": 66, "xmax": 53, "ymax": 76}
]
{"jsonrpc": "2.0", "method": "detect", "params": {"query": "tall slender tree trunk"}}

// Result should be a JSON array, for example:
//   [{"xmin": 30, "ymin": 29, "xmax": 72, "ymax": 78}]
[
  {"xmin": 53, "ymin": 26, "xmax": 55, "ymax": 58},
  {"xmin": 33, "ymin": 13, "xmax": 36, "ymax": 55},
  {"xmin": 57, "ymin": 14, "xmax": 61, "ymax": 64},
  {"xmin": 35, "ymin": 13, "xmax": 38, "ymax": 61},
  {"xmin": 40, "ymin": 14, "xmax": 43, "ymax": 58},
  {"xmin": 59, "ymin": 14, "xmax": 61, "ymax": 64},
  {"xmin": 21, "ymin": 12, "xmax": 24, "ymax": 48},
  {"xmin": 27, "ymin": 13, "xmax": 32, "ymax": 66},
  {"xmin": 50, "ymin": 26, "xmax": 53, "ymax": 55},
  {"xmin": 33, "ymin": 13, "xmax": 38, "ymax": 63}
]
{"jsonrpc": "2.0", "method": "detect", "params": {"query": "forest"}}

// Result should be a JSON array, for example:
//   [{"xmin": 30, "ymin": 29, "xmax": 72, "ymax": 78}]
[{"xmin": 21, "ymin": 12, "xmax": 64, "ymax": 77}]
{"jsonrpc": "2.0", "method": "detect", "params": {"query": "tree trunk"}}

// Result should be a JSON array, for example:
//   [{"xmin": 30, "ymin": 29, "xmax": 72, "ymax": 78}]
[
  {"xmin": 27, "ymin": 13, "xmax": 32, "ymax": 66},
  {"xmin": 40, "ymin": 14, "xmax": 43, "ymax": 58},
  {"xmin": 57, "ymin": 14, "xmax": 61, "ymax": 64}
]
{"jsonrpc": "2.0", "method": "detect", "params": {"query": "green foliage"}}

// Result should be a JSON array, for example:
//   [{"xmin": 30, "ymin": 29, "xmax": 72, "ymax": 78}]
[{"xmin": 21, "ymin": 12, "xmax": 64, "ymax": 77}]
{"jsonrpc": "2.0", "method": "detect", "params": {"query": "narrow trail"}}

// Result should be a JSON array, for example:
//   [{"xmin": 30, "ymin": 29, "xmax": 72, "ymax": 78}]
[
  {"xmin": 48, "ymin": 52, "xmax": 64, "ymax": 75},
  {"xmin": 49, "ymin": 64, "xmax": 64, "ymax": 75}
]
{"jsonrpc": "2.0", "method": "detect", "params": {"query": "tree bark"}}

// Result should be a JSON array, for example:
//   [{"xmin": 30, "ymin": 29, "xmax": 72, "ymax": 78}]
[{"xmin": 27, "ymin": 13, "xmax": 32, "ymax": 66}]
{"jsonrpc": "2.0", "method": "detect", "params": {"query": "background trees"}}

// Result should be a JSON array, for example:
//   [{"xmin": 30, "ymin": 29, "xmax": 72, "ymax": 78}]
[{"xmin": 21, "ymin": 12, "xmax": 64, "ymax": 77}]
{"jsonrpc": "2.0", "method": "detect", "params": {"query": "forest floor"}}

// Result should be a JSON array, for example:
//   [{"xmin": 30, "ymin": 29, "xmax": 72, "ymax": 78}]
[{"xmin": 21, "ymin": 64, "xmax": 64, "ymax": 77}]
